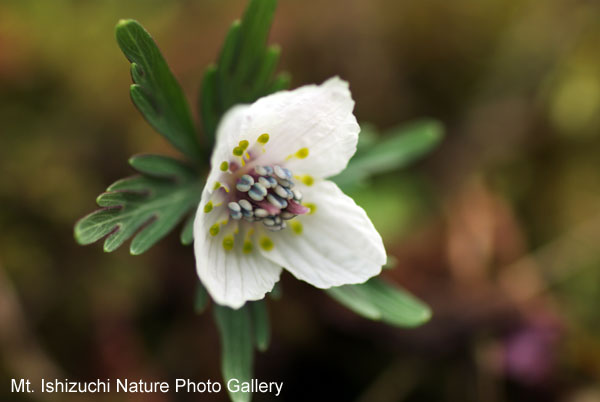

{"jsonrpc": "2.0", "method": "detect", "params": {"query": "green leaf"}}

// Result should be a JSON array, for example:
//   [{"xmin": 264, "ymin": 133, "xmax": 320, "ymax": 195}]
[
  {"xmin": 200, "ymin": 0, "xmax": 289, "ymax": 144},
  {"xmin": 74, "ymin": 155, "xmax": 202, "ymax": 255},
  {"xmin": 115, "ymin": 19, "xmax": 204, "ymax": 163},
  {"xmin": 326, "ymin": 278, "xmax": 432, "ymax": 328},
  {"xmin": 214, "ymin": 304, "xmax": 253, "ymax": 402},
  {"xmin": 180, "ymin": 212, "xmax": 195, "ymax": 245},
  {"xmin": 333, "ymin": 119, "xmax": 444, "ymax": 188},
  {"xmin": 250, "ymin": 301, "xmax": 270, "ymax": 352}
]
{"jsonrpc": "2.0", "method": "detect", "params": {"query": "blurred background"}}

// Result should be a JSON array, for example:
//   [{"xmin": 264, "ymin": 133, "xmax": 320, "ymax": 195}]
[{"xmin": 1, "ymin": 0, "xmax": 600, "ymax": 401}]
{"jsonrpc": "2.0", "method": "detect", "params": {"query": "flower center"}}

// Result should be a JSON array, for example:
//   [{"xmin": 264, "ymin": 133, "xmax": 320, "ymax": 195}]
[{"xmin": 227, "ymin": 164, "xmax": 309, "ymax": 231}]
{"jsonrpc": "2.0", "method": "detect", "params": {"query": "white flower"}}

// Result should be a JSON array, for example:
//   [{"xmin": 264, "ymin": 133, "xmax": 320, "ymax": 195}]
[{"xmin": 193, "ymin": 77, "xmax": 386, "ymax": 308}]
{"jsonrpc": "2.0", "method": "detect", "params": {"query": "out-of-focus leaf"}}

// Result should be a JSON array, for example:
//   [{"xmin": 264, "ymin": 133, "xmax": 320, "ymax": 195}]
[
  {"xmin": 250, "ymin": 301, "xmax": 270, "ymax": 352},
  {"xmin": 326, "ymin": 278, "xmax": 432, "ymax": 328},
  {"xmin": 180, "ymin": 212, "xmax": 195, "ymax": 245},
  {"xmin": 194, "ymin": 283, "xmax": 209, "ymax": 314},
  {"xmin": 201, "ymin": 0, "xmax": 289, "ymax": 144},
  {"xmin": 115, "ymin": 19, "xmax": 204, "ymax": 163},
  {"xmin": 333, "ymin": 119, "xmax": 444, "ymax": 188},
  {"xmin": 74, "ymin": 155, "xmax": 202, "ymax": 255},
  {"xmin": 214, "ymin": 304, "xmax": 253, "ymax": 402}
]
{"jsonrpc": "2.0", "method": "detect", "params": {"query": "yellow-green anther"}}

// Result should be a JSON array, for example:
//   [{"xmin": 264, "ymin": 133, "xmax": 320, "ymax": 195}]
[
  {"xmin": 259, "ymin": 236, "xmax": 274, "ymax": 251},
  {"xmin": 295, "ymin": 148, "xmax": 309, "ymax": 159},
  {"xmin": 291, "ymin": 221, "xmax": 303, "ymax": 234},
  {"xmin": 239, "ymin": 140, "xmax": 249, "ymax": 150},
  {"xmin": 204, "ymin": 202, "xmax": 213, "ymax": 213},
  {"xmin": 257, "ymin": 133, "xmax": 270, "ymax": 144},
  {"xmin": 243, "ymin": 241, "xmax": 253, "ymax": 254},
  {"xmin": 301, "ymin": 175, "xmax": 314, "ymax": 186},
  {"xmin": 220, "ymin": 161, "xmax": 229, "ymax": 171},
  {"xmin": 209, "ymin": 224, "xmax": 220, "ymax": 236},
  {"xmin": 222, "ymin": 236, "xmax": 234, "ymax": 251}
]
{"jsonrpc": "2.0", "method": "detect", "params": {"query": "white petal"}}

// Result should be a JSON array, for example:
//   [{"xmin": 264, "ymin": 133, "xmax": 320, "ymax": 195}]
[
  {"xmin": 193, "ymin": 190, "xmax": 282, "ymax": 309},
  {"xmin": 206, "ymin": 104, "xmax": 252, "ymax": 190},
  {"xmin": 211, "ymin": 77, "xmax": 359, "ymax": 180},
  {"xmin": 259, "ymin": 180, "xmax": 386, "ymax": 288}
]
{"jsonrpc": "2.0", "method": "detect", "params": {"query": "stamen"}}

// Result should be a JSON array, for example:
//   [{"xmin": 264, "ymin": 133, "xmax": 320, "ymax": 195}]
[
  {"xmin": 267, "ymin": 193, "xmax": 288, "ymax": 209},
  {"xmin": 222, "ymin": 235, "xmax": 234, "ymax": 251},
  {"xmin": 228, "ymin": 202, "xmax": 242, "ymax": 220},
  {"xmin": 236, "ymin": 175, "xmax": 254, "ymax": 192},
  {"xmin": 204, "ymin": 202, "xmax": 214, "ymax": 213},
  {"xmin": 291, "ymin": 221, "xmax": 303, "ymax": 234},
  {"xmin": 237, "ymin": 199, "xmax": 251, "ymax": 211},
  {"xmin": 292, "ymin": 189, "xmax": 302, "ymax": 201},
  {"xmin": 254, "ymin": 208, "xmax": 269, "ymax": 218},
  {"xmin": 257, "ymin": 133, "xmax": 270, "ymax": 144},
  {"xmin": 274, "ymin": 165, "xmax": 292, "ymax": 181},
  {"xmin": 220, "ymin": 161, "xmax": 229, "ymax": 171},
  {"xmin": 280, "ymin": 211, "xmax": 296, "ymax": 220},
  {"xmin": 274, "ymin": 185, "xmax": 289, "ymax": 199},
  {"xmin": 295, "ymin": 148, "xmax": 309, "ymax": 158},
  {"xmin": 248, "ymin": 183, "xmax": 267, "ymax": 201},
  {"xmin": 297, "ymin": 175, "xmax": 314, "ymax": 186},
  {"xmin": 258, "ymin": 176, "xmax": 277, "ymax": 189},
  {"xmin": 260, "ymin": 236, "xmax": 274, "ymax": 251},
  {"xmin": 209, "ymin": 223, "xmax": 220, "ymax": 236}
]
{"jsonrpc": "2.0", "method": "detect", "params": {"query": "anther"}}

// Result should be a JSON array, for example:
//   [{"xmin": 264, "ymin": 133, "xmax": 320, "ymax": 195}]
[
  {"xmin": 248, "ymin": 183, "xmax": 267, "ymax": 201},
  {"xmin": 228, "ymin": 201, "xmax": 241, "ymax": 213},
  {"xmin": 258, "ymin": 176, "xmax": 276, "ymax": 189},
  {"xmin": 238, "ymin": 199, "xmax": 252, "ymax": 211},
  {"xmin": 255, "ymin": 166, "xmax": 268, "ymax": 176},
  {"xmin": 267, "ymin": 193, "xmax": 288, "ymax": 209},
  {"xmin": 292, "ymin": 189, "xmax": 302, "ymax": 201},
  {"xmin": 277, "ymin": 178, "xmax": 294, "ymax": 188},
  {"xmin": 236, "ymin": 175, "xmax": 254, "ymax": 192},
  {"xmin": 274, "ymin": 165, "xmax": 292, "ymax": 180},
  {"xmin": 254, "ymin": 208, "xmax": 269, "ymax": 218},
  {"xmin": 280, "ymin": 211, "xmax": 296, "ymax": 220},
  {"xmin": 274, "ymin": 185, "xmax": 288, "ymax": 199}
]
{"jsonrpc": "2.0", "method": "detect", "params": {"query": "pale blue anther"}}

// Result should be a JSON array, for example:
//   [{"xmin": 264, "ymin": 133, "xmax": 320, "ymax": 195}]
[
  {"xmin": 238, "ymin": 199, "xmax": 252, "ymax": 211},
  {"xmin": 267, "ymin": 193, "xmax": 288, "ymax": 209},
  {"xmin": 255, "ymin": 166, "xmax": 269, "ymax": 176},
  {"xmin": 274, "ymin": 165, "xmax": 292, "ymax": 180},
  {"xmin": 228, "ymin": 201, "xmax": 241, "ymax": 213},
  {"xmin": 260, "ymin": 176, "xmax": 277, "ymax": 188},
  {"xmin": 274, "ymin": 185, "xmax": 289, "ymax": 199},
  {"xmin": 248, "ymin": 183, "xmax": 267, "ymax": 201},
  {"xmin": 236, "ymin": 174, "xmax": 254, "ymax": 192},
  {"xmin": 292, "ymin": 189, "xmax": 302, "ymax": 201},
  {"xmin": 254, "ymin": 208, "xmax": 269, "ymax": 218},
  {"xmin": 280, "ymin": 211, "xmax": 296, "ymax": 220}
]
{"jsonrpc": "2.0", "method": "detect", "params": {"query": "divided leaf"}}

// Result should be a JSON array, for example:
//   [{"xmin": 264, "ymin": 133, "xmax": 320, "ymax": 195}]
[
  {"xmin": 333, "ymin": 119, "xmax": 444, "ymax": 188},
  {"xmin": 201, "ymin": 0, "xmax": 290, "ymax": 143},
  {"xmin": 116, "ymin": 19, "xmax": 204, "ymax": 163},
  {"xmin": 326, "ymin": 278, "xmax": 432, "ymax": 328},
  {"xmin": 74, "ymin": 155, "xmax": 202, "ymax": 255}
]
